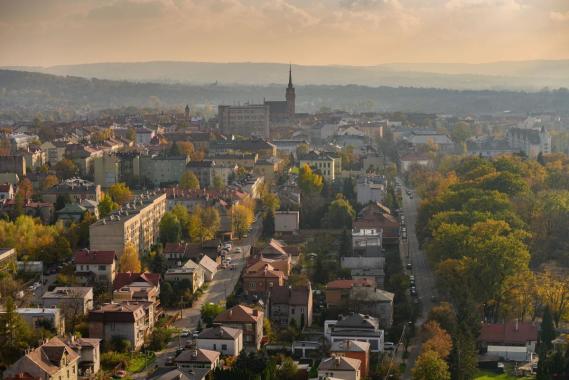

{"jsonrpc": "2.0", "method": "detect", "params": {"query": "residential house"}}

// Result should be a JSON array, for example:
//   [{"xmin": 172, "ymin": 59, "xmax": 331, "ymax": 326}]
[
  {"xmin": 140, "ymin": 155, "xmax": 190, "ymax": 186},
  {"xmin": 351, "ymin": 227, "xmax": 383, "ymax": 257},
  {"xmin": 162, "ymin": 242, "xmax": 201, "ymax": 266},
  {"xmin": 0, "ymin": 183, "xmax": 15, "ymax": 200},
  {"xmin": 113, "ymin": 272, "xmax": 161, "ymax": 323},
  {"xmin": 403, "ymin": 130, "xmax": 454, "ymax": 152},
  {"xmin": 355, "ymin": 202, "xmax": 399, "ymax": 246},
  {"xmin": 56, "ymin": 203, "xmax": 87, "ymax": 224},
  {"xmin": 355, "ymin": 178, "xmax": 385, "ymax": 205},
  {"xmin": 65, "ymin": 336, "xmax": 101, "ymax": 378},
  {"xmin": 186, "ymin": 160, "xmax": 216, "ymax": 188},
  {"xmin": 507, "ymin": 126, "xmax": 551, "ymax": 159},
  {"xmin": 73, "ymin": 250, "xmax": 117, "ymax": 284},
  {"xmin": 13, "ymin": 307, "xmax": 65, "ymax": 335},
  {"xmin": 196, "ymin": 326, "xmax": 243, "ymax": 356},
  {"xmin": 299, "ymin": 151, "xmax": 337, "ymax": 181},
  {"xmin": 198, "ymin": 255, "xmax": 218, "ymax": 282},
  {"xmin": 318, "ymin": 355, "xmax": 361, "ymax": 380},
  {"xmin": 211, "ymin": 153, "xmax": 258, "ymax": 169},
  {"xmin": 3, "ymin": 336, "xmax": 80, "ymax": 380},
  {"xmin": 88, "ymin": 302, "xmax": 149, "ymax": 351},
  {"xmin": 268, "ymin": 283, "xmax": 313, "ymax": 328},
  {"xmin": 330, "ymin": 340, "xmax": 370, "ymax": 380},
  {"xmin": 42, "ymin": 287, "xmax": 94, "ymax": 317},
  {"xmin": 259, "ymin": 239, "xmax": 293, "ymax": 273},
  {"xmin": 291, "ymin": 341, "xmax": 322, "ymax": 359},
  {"xmin": 340, "ymin": 257, "xmax": 385, "ymax": 288},
  {"xmin": 324, "ymin": 313, "xmax": 385, "ymax": 352},
  {"xmin": 164, "ymin": 259, "xmax": 205, "ymax": 293},
  {"xmin": 274, "ymin": 211, "xmax": 300, "ymax": 234},
  {"xmin": 399, "ymin": 152, "xmax": 433, "ymax": 172},
  {"xmin": 214, "ymin": 305, "xmax": 264, "ymax": 351},
  {"xmin": 254, "ymin": 157, "xmax": 284, "ymax": 184},
  {"xmin": 40, "ymin": 141, "xmax": 68, "ymax": 165},
  {"xmin": 325, "ymin": 279, "xmax": 374, "ymax": 308},
  {"xmin": 243, "ymin": 262, "xmax": 286, "ymax": 297},
  {"xmin": 175, "ymin": 348, "xmax": 221, "ymax": 371},
  {"xmin": 478, "ymin": 320, "xmax": 538, "ymax": 356},
  {"xmin": 41, "ymin": 178, "xmax": 102, "ymax": 204},
  {"xmin": 348, "ymin": 286, "xmax": 394, "ymax": 328},
  {"xmin": 147, "ymin": 368, "xmax": 210, "ymax": 380}
]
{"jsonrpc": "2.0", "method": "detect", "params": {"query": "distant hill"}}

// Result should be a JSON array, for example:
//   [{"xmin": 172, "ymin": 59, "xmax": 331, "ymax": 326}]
[
  {"xmin": 3, "ymin": 60, "xmax": 569, "ymax": 91},
  {"xmin": 1, "ymin": 69, "xmax": 568, "ymax": 119}
]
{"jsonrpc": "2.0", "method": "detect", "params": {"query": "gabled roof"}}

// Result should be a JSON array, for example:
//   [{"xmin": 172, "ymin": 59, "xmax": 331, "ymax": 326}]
[
  {"xmin": 244, "ymin": 262, "xmax": 285, "ymax": 279},
  {"xmin": 215, "ymin": 304, "xmax": 263, "ymax": 324},
  {"xmin": 197, "ymin": 325, "xmax": 242, "ymax": 340},
  {"xmin": 73, "ymin": 250, "xmax": 116, "ymax": 265},
  {"xmin": 270, "ymin": 285, "xmax": 311, "ymax": 306},
  {"xmin": 113, "ymin": 272, "xmax": 160, "ymax": 291},
  {"xmin": 330, "ymin": 339, "xmax": 370, "ymax": 353},
  {"xmin": 318, "ymin": 355, "xmax": 361, "ymax": 371},
  {"xmin": 198, "ymin": 255, "xmax": 218, "ymax": 274},
  {"xmin": 479, "ymin": 321, "xmax": 538, "ymax": 345},
  {"xmin": 163, "ymin": 242, "xmax": 187, "ymax": 254},
  {"xmin": 8, "ymin": 337, "xmax": 80, "ymax": 376},
  {"xmin": 326, "ymin": 279, "xmax": 373, "ymax": 290},
  {"xmin": 175, "ymin": 348, "xmax": 220, "ymax": 364}
]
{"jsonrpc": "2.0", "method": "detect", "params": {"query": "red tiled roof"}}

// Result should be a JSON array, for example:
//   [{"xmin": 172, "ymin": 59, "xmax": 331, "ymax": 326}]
[
  {"xmin": 215, "ymin": 305, "xmax": 263, "ymax": 324},
  {"xmin": 113, "ymin": 272, "xmax": 161, "ymax": 291},
  {"xmin": 326, "ymin": 279, "xmax": 373, "ymax": 290},
  {"xmin": 479, "ymin": 321, "xmax": 538, "ymax": 345},
  {"xmin": 163, "ymin": 242, "xmax": 187, "ymax": 254},
  {"xmin": 74, "ymin": 250, "xmax": 116, "ymax": 265},
  {"xmin": 4, "ymin": 373, "xmax": 40, "ymax": 380}
]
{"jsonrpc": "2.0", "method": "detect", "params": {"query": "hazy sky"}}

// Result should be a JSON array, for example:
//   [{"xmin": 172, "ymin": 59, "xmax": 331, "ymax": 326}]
[{"xmin": 1, "ymin": 0, "xmax": 568, "ymax": 67}]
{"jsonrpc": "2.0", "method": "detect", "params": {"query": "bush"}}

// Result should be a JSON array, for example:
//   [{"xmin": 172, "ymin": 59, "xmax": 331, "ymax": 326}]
[
  {"xmin": 147, "ymin": 327, "xmax": 172, "ymax": 351},
  {"xmin": 109, "ymin": 336, "xmax": 132, "ymax": 353},
  {"xmin": 101, "ymin": 351, "xmax": 128, "ymax": 370}
]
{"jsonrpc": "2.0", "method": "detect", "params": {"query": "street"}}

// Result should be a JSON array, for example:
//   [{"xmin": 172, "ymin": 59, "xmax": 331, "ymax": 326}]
[
  {"xmin": 134, "ymin": 216, "xmax": 263, "ymax": 378},
  {"xmin": 400, "ymin": 184, "xmax": 437, "ymax": 379}
]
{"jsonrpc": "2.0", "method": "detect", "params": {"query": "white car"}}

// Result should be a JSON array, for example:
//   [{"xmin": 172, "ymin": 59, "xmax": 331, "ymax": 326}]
[
  {"xmin": 224, "ymin": 256, "xmax": 232, "ymax": 263},
  {"xmin": 235, "ymin": 247, "xmax": 242, "ymax": 254},
  {"xmin": 223, "ymin": 243, "xmax": 232, "ymax": 250}
]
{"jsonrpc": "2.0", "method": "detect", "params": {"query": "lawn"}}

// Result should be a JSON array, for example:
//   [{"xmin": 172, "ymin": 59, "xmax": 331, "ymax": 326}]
[
  {"xmin": 475, "ymin": 370, "xmax": 534, "ymax": 380},
  {"xmin": 126, "ymin": 352, "xmax": 155, "ymax": 373}
]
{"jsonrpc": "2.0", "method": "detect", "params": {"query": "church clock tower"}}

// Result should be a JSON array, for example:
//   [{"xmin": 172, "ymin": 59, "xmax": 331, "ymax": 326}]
[{"xmin": 286, "ymin": 64, "xmax": 296, "ymax": 119}]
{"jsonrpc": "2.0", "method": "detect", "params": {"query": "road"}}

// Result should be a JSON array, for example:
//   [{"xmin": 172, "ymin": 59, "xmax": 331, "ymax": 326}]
[
  {"xmin": 134, "ymin": 216, "xmax": 263, "ymax": 378},
  {"xmin": 400, "ymin": 184, "xmax": 437, "ymax": 379}
]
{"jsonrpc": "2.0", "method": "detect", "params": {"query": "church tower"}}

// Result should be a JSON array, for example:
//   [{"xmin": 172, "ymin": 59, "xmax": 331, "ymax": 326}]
[
  {"xmin": 184, "ymin": 104, "xmax": 190, "ymax": 122},
  {"xmin": 286, "ymin": 64, "xmax": 296, "ymax": 118}
]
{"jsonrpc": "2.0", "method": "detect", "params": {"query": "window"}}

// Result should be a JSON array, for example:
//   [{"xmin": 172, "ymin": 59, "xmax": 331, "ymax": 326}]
[
  {"xmin": 291, "ymin": 308, "xmax": 295, "ymax": 315},
  {"xmin": 249, "ymin": 282, "xmax": 255, "ymax": 289},
  {"xmin": 222, "ymin": 344, "xmax": 227, "ymax": 350},
  {"xmin": 213, "ymin": 344, "xmax": 217, "ymax": 350},
  {"xmin": 98, "ymin": 265, "xmax": 106, "ymax": 271}
]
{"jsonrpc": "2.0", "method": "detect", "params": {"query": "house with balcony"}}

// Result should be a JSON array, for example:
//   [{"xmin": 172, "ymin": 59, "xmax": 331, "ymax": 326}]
[
  {"xmin": 74, "ymin": 250, "xmax": 117, "ymax": 285},
  {"xmin": 268, "ymin": 283, "xmax": 313, "ymax": 328},
  {"xmin": 214, "ymin": 305, "xmax": 264, "ymax": 352}
]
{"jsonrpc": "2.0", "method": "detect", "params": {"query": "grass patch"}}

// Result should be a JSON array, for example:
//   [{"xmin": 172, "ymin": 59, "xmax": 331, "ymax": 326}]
[{"xmin": 126, "ymin": 353, "xmax": 155, "ymax": 373}]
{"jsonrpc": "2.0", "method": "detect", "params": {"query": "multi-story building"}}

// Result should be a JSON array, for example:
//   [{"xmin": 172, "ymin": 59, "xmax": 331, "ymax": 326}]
[
  {"xmin": 243, "ymin": 262, "xmax": 286, "ymax": 297},
  {"xmin": 13, "ymin": 307, "xmax": 65, "ymax": 335},
  {"xmin": 89, "ymin": 192, "xmax": 167, "ymax": 256},
  {"xmin": 330, "ymin": 340, "xmax": 370, "ymax": 380},
  {"xmin": 318, "ymin": 355, "xmax": 361, "ymax": 380},
  {"xmin": 88, "ymin": 302, "xmax": 149, "ymax": 351},
  {"xmin": 164, "ymin": 259, "xmax": 205, "ymax": 293},
  {"xmin": 324, "ymin": 313, "xmax": 385, "ymax": 353},
  {"xmin": 65, "ymin": 336, "xmax": 101, "ymax": 379},
  {"xmin": 0, "ymin": 183, "xmax": 15, "ymax": 201},
  {"xmin": 42, "ymin": 287, "xmax": 94, "ymax": 316},
  {"xmin": 218, "ymin": 104, "xmax": 270, "ymax": 138},
  {"xmin": 41, "ymin": 178, "xmax": 102, "ymax": 204},
  {"xmin": 4, "ymin": 337, "xmax": 80, "ymax": 380},
  {"xmin": 507, "ymin": 126, "xmax": 551, "ymax": 159},
  {"xmin": 299, "ymin": 151, "xmax": 337, "ymax": 181},
  {"xmin": 0, "ymin": 248, "xmax": 17, "ymax": 272},
  {"xmin": 214, "ymin": 305, "xmax": 264, "ymax": 352},
  {"xmin": 209, "ymin": 139, "xmax": 277, "ymax": 159},
  {"xmin": 140, "ymin": 155, "xmax": 190, "ymax": 186},
  {"xmin": 268, "ymin": 283, "xmax": 313, "ymax": 328},
  {"xmin": 74, "ymin": 250, "xmax": 117, "ymax": 284}
]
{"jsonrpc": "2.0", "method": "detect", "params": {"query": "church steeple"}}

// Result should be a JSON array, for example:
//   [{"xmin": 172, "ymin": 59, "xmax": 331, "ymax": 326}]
[{"xmin": 286, "ymin": 64, "xmax": 295, "ymax": 118}]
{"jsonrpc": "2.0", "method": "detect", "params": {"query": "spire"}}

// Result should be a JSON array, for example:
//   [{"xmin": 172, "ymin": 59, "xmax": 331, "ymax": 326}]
[{"xmin": 288, "ymin": 64, "xmax": 293, "ymax": 88}]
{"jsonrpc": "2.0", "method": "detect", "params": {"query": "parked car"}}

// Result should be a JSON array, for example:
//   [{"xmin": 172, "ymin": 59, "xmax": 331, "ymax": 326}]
[
  {"xmin": 406, "ymin": 263, "xmax": 413, "ymax": 270},
  {"xmin": 180, "ymin": 329, "xmax": 191, "ymax": 337},
  {"xmin": 384, "ymin": 342, "xmax": 395, "ymax": 351},
  {"xmin": 223, "ymin": 243, "xmax": 232, "ymax": 250},
  {"xmin": 235, "ymin": 247, "xmax": 242, "ymax": 254}
]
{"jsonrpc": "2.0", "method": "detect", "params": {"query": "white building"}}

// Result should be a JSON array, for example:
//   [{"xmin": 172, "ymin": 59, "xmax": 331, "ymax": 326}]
[
  {"xmin": 196, "ymin": 326, "xmax": 243, "ymax": 356},
  {"xmin": 274, "ymin": 211, "xmax": 300, "ymax": 234},
  {"xmin": 318, "ymin": 355, "xmax": 361, "ymax": 380}
]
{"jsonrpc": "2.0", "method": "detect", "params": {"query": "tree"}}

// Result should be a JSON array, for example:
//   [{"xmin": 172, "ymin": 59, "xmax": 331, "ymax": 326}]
[
  {"xmin": 262, "ymin": 210, "xmax": 275, "ymax": 238},
  {"xmin": 298, "ymin": 164, "xmax": 323, "ymax": 194},
  {"xmin": 159, "ymin": 212, "xmax": 181, "ymax": 244},
  {"xmin": 180, "ymin": 171, "xmax": 200, "ymax": 190},
  {"xmin": 212, "ymin": 175, "xmax": 224, "ymax": 190},
  {"xmin": 0, "ymin": 297, "xmax": 33, "ymax": 366},
  {"xmin": 322, "ymin": 194, "xmax": 356, "ymax": 228},
  {"xmin": 422, "ymin": 321, "xmax": 452, "ymax": 359},
  {"xmin": 412, "ymin": 350, "xmax": 451, "ymax": 380},
  {"xmin": 55, "ymin": 159, "xmax": 79, "ymax": 179},
  {"xmin": 232, "ymin": 204, "xmax": 254, "ymax": 239},
  {"xmin": 276, "ymin": 357, "xmax": 298, "ymax": 380},
  {"xmin": 41, "ymin": 174, "xmax": 59, "ymax": 191},
  {"xmin": 176, "ymin": 141, "xmax": 195, "ymax": 156},
  {"xmin": 171, "ymin": 204, "xmax": 191, "ymax": 239},
  {"xmin": 98, "ymin": 194, "xmax": 118, "ymax": 218},
  {"xmin": 108, "ymin": 183, "xmax": 132, "ymax": 205},
  {"xmin": 540, "ymin": 306, "xmax": 556, "ymax": 351},
  {"xmin": 261, "ymin": 191, "xmax": 280, "ymax": 212},
  {"xmin": 189, "ymin": 206, "xmax": 220, "ymax": 244},
  {"xmin": 119, "ymin": 243, "xmax": 141, "ymax": 272},
  {"xmin": 201, "ymin": 303, "xmax": 225, "ymax": 327},
  {"xmin": 55, "ymin": 194, "xmax": 71, "ymax": 211}
]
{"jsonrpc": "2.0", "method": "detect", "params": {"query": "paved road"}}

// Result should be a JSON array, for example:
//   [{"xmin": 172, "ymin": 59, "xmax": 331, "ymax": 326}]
[
  {"xmin": 134, "ymin": 216, "xmax": 263, "ymax": 378},
  {"xmin": 400, "ymin": 184, "xmax": 437, "ymax": 379}
]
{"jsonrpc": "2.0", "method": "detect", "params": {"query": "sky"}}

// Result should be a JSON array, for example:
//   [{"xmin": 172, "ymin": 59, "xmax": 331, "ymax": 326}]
[{"xmin": 0, "ymin": 0, "xmax": 568, "ymax": 67}]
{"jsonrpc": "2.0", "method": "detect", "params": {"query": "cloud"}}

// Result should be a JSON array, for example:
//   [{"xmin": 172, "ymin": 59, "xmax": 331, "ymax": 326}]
[
  {"xmin": 86, "ymin": 0, "xmax": 165, "ymax": 21},
  {"xmin": 550, "ymin": 10, "xmax": 569, "ymax": 21}
]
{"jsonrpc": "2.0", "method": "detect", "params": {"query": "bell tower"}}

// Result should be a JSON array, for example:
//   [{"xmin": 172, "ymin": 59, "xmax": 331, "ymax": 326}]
[{"xmin": 286, "ymin": 64, "xmax": 295, "ymax": 119}]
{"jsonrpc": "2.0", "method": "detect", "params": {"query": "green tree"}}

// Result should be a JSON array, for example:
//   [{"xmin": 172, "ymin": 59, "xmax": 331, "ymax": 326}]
[
  {"xmin": 212, "ymin": 175, "xmax": 224, "ymax": 190},
  {"xmin": 322, "ymin": 194, "xmax": 356, "ymax": 228},
  {"xmin": 201, "ymin": 303, "xmax": 225, "ymax": 327},
  {"xmin": 55, "ymin": 194, "xmax": 71, "ymax": 211},
  {"xmin": 540, "ymin": 306, "xmax": 556, "ymax": 351},
  {"xmin": 262, "ymin": 210, "xmax": 275, "ymax": 238},
  {"xmin": 298, "ymin": 164, "xmax": 323, "ymax": 194},
  {"xmin": 171, "ymin": 204, "xmax": 191, "ymax": 239},
  {"xmin": 412, "ymin": 350, "xmax": 450, "ymax": 380},
  {"xmin": 159, "ymin": 212, "xmax": 181, "ymax": 244},
  {"xmin": 108, "ymin": 183, "xmax": 132, "ymax": 205},
  {"xmin": 98, "ymin": 194, "xmax": 118, "ymax": 218},
  {"xmin": 261, "ymin": 191, "xmax": 280, "ymax": 212},
  {"xmin": 0, "ymin": 297, "xmax": 33, "ymax": 366},
  {"xmin": 276, "ymin": 357, "xmax": 298, "ymax": 380},
  {"xmin": 180, "ymin": 171, "xmax": 200, "ymax": 190}
]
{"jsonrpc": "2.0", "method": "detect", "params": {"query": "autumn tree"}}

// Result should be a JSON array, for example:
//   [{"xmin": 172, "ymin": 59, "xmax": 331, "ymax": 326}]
[
  {"xmin": 120, "ymin": 243, "xmax": 142, "ymax": 272},
  {"xmin": 108, "ymin": 182, "xmax": 132, "ymax": 205},
  {"xmin": 189, "ymin": 206, "xmax": 220, "ymax": 244},
  {"xmin": 298, "ymin": 164, "xmax": 323, "ymax": 194},
  {"xmin": 422, "ymin": 321, "xmax": 452, "ymax": 359},
  {"xmin": 55, "ymin": 158, "xmax": 79, "ymax": 180},
  {"xmin": 412, "ymin": 350, "xmax": 450, "ymax": 380},
  {"xmin": 180, "ymin": 171, "xmax": 200, "ymax": 190},
  {"xmin": 176, "ymin": 141, "xmax": 195, "ymax": 156},
  {"xmin": 322, "ymin": 194, "xmax": 356, "ymax": 229},
  {"xmin": 232, "ymin": 204, "xmax": 254, "ymax": 239},
  {"xmin": 41, "ymin": 174, "xmax": 59, "ymax": 190},
  {"xmin": 98, "ymin": 193, "xmax": 118, "ymax": 218},
  {"xmin": 171, "ymin": 204, "xmax": 191, "ymax": 239}
]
